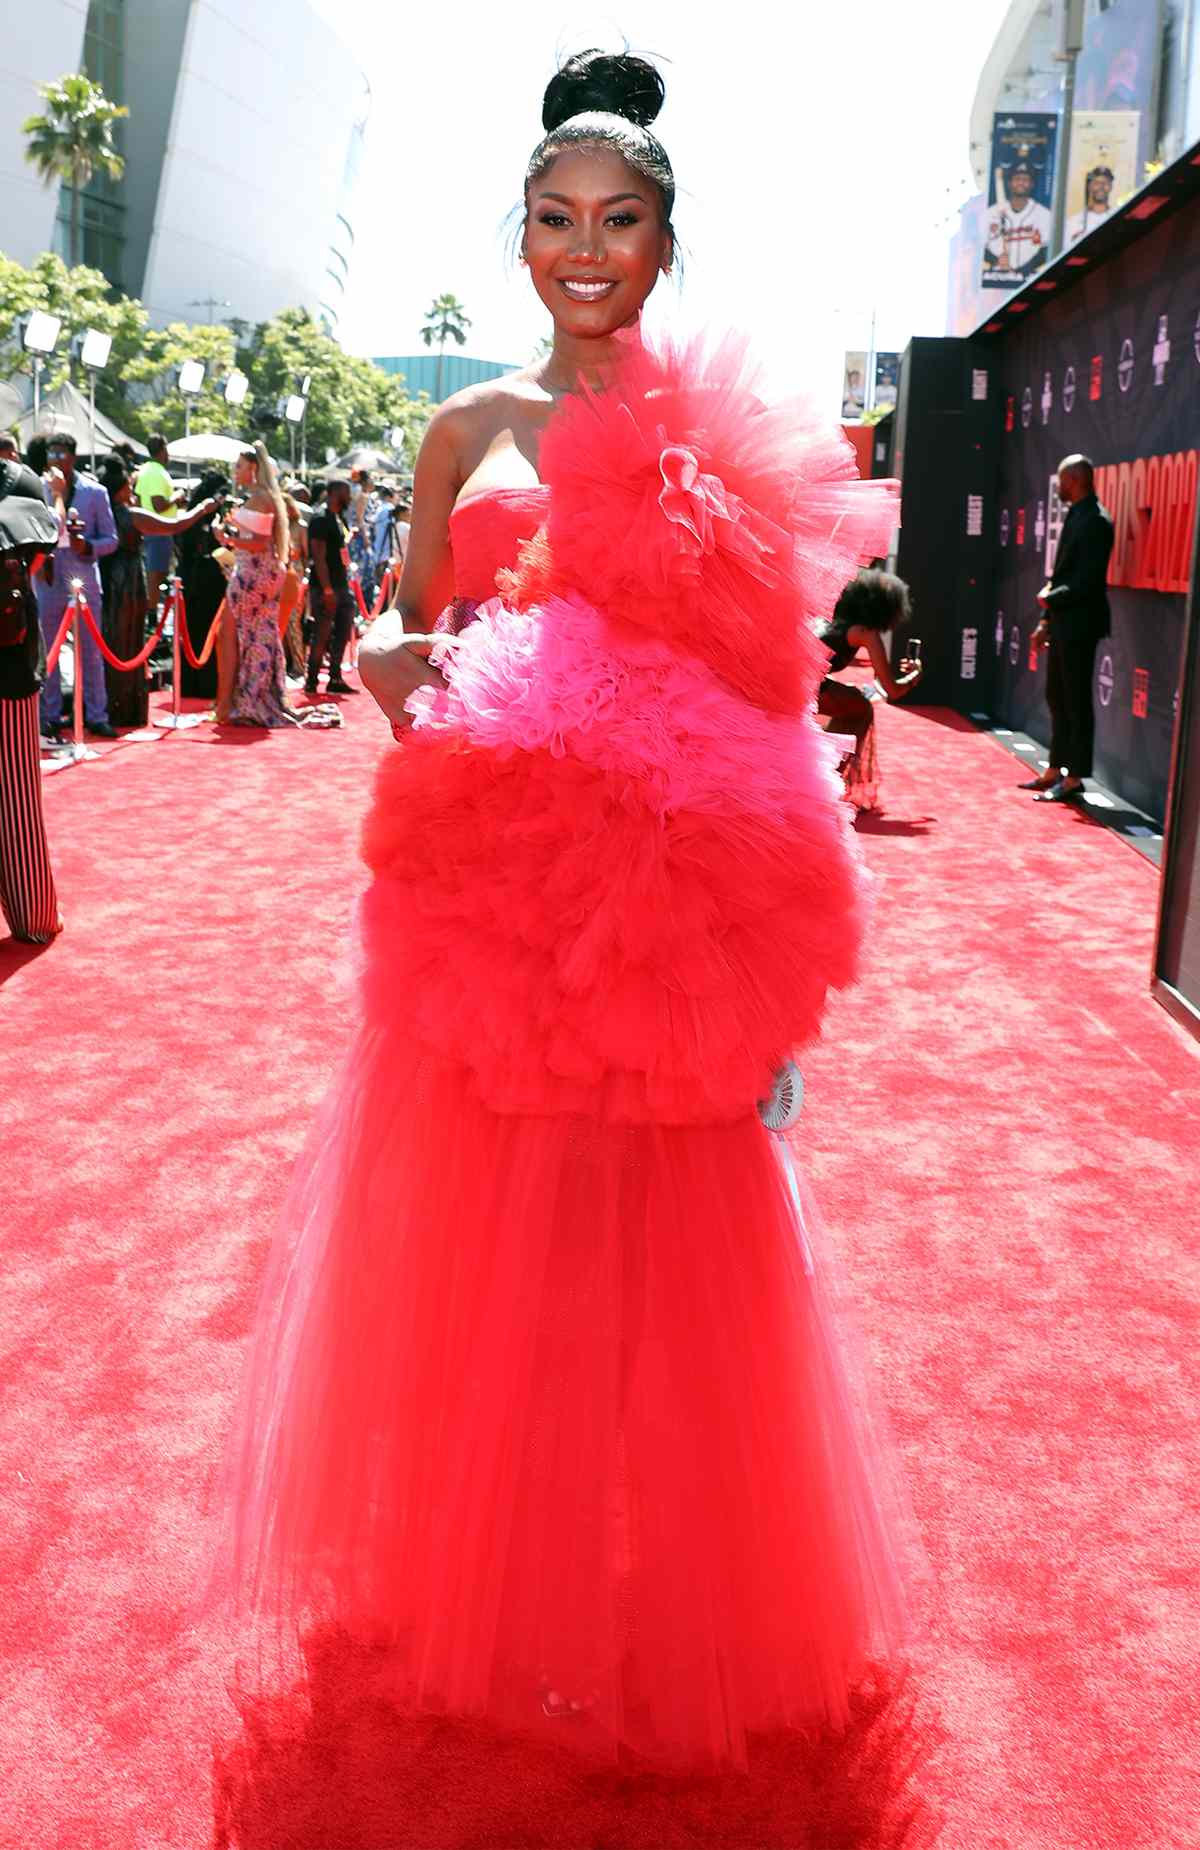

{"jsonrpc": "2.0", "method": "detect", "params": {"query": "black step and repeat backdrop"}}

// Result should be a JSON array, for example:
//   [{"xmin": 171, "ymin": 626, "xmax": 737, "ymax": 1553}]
[{"xmin": 988, "ymin": 197, "xmax": 1200, "ymax": 820}]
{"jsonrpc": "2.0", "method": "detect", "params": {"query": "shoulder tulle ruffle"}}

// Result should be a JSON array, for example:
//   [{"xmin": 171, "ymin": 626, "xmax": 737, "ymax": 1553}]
[{"xmin": 501, "ymin": 328, "xmax": 898, "ymax": 714}]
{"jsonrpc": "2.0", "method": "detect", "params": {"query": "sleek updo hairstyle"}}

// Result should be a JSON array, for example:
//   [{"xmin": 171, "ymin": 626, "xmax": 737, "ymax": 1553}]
[
  {"xmin": 525, "ymin": 49, "xmax": 675, "ymax": 259},
  {"xmin": 832, "ymin": 569, "xmax": 912, "ymax": 634}
]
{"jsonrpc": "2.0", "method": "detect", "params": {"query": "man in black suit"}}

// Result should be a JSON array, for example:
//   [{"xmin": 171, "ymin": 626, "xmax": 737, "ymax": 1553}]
[{"xmin": 1024, "ymin": 453, "xmax": 1115, "ymax": 803}]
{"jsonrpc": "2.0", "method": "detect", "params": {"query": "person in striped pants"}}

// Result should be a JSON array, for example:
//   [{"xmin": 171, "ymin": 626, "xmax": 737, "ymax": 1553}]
[{"xmin": 1, "ymin": 461, "xmax": 62, "ymax": 945}]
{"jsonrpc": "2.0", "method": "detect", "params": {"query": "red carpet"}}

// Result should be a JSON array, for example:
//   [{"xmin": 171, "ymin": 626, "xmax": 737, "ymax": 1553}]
[{"xmin": 2, "ymin": 684, "xmax": 1198, "ymax": 1848}]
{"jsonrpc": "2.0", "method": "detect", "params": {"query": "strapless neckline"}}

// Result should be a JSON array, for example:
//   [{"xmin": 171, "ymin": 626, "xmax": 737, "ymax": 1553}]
[{"xmin": 451, "ymin": 484, "xmax": 548, "ymax": 518}]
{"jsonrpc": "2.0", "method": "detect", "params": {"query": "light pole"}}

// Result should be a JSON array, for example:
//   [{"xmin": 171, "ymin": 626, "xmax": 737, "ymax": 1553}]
[
  {"xmin": 1050, "ymin": 0, "xmax": 1086, "ymax": 259},
  {"xmin": 298, "ymin": 374, "xmax": 311, "ymax": 475},
  {"xmin": 178, "ymin": 359, "xmax": 205, "ymax": 482},
  {"xmin": 22, "ymin": 311, "xmax": 62, "ymax": 427},
  {"xmin": 223, "ymin": 368, "xmax": 249, "ymax": 421},
  {"xmin": 79, "ymin": 328, "xmax": 112, "ymax": 471},
  {"xmin": 283, "ymin": 393, "xmax": 307, "ymax": 471}
]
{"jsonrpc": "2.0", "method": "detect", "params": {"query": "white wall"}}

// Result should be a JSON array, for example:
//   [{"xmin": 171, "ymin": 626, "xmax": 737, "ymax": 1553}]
[
  {"xmin": 139, "ymin": 0, "xmax": 364, "ymax": 327},
  {"xmin": 0, "ymin": 2, "xmax": 89, "ymax": 265}
]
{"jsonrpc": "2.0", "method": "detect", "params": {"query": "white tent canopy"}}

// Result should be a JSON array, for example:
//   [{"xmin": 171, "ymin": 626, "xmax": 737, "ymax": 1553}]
[{"xmin": 167, "ymin": 432, "xmax": 247, "ymax": 465}]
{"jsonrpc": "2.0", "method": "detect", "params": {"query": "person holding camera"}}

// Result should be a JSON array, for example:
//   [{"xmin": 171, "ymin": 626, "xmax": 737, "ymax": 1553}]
[
  {"xmin": 35, "ymin": 433, "xmax": 119, "ymax": 740},
  {"xmin": 0, "ymin": 458, "xmax": 63, "ymax": 943}
]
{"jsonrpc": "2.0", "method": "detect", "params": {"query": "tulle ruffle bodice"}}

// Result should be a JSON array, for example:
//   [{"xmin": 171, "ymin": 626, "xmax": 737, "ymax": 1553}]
[{"xmin": 449, "ymin": 486, "xmax": 548, "ymax": 602}]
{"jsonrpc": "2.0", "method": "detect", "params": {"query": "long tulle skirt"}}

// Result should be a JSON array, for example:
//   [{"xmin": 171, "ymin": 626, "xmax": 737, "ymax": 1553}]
[{"xmin": 207, "ymin": 1021, "xmax": 914, "ymax": 1776}]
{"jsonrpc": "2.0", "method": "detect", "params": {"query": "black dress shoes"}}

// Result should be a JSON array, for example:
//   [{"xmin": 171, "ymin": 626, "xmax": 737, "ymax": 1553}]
[
  {"xmin": 86, "ymin": 721, "xmax": 119, "ymax": 739},
  {"xmin": 1033, "ymin": 780, "xmax": 1085, "ymax": 803},
  {"xmin": 325, "ymin": 679, "xmax": 359, "ymax": 695},
  {"xmin": 1019, "ymin": 776, "xmax": 1057, "ymax": 790}
]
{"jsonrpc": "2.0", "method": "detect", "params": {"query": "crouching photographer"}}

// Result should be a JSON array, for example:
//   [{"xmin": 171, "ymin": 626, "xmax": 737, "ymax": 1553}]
[{"xmin": 0, "ymin": 459, "xmax": 64, "ymax": 945}]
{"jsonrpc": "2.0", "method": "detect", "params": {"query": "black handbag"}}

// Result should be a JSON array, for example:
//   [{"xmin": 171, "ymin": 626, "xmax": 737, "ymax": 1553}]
[{"xmin": 0, "ymin": 460, "xmax": 59, "ymax": 648}]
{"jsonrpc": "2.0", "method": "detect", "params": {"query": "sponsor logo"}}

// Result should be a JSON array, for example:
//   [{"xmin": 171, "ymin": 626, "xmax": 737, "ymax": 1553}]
[
  {"xmin": 1041, "ymin": 371, "xmax": 1053, "ymax": 425},
  {"xmin": 1028, "ymin": 638, "xmax": 1041, "ymax": 672},
  {"xmin": 961, "ymin": 628, "xmax": 978, "ymax": 680},
  {"xmin": 1063, "ymin": 365, "xmax": 1076, "ymax": 413},
  {"xmin": 1132, "ymin": 667, "xmax": 1149, "ymax": 718},
  {"xmin": 1000, "ymin": 508, "xmax": 1010, "ymax": 546},
  {"xmin": 972, "ymin": 368, "xmax": 988, "ymax": 401},
  {"xmin": 995, "ymin": 611, "xmax": 1005, "ymax": 655},
  {"xmin": 1090, "ymin": 354, "xmax": 1103, "ymax": 401},
  {"xmin": 966, "ymin": 493, "xmax": 983, "ymax": 537},
  {"xmin": 1021, "ymin": 385, "xmax": 1033, "ymax": 429},
  {"xmin": 1194, "ymin": 308, "xmax": 1200, "ymax": 364},
  {"xmin": 1005, "ymin": 395, "xmax": 1015, "ymax": 433},
  {"xmin": 1009, "ymin": 623, "xmax": 1021, "ymax": 665},
  {"xmin": 1035, "ymin": 499, "xmax": 1046, "ymax": 549},
  {"xmin": 1045, "ymin": 474, "xmax": 1066, "ymax": 574},
  {"xmin": 1117, "ymin": 337, "xmax": 1135, "ymax": 393},
  {"xmin": 1097, "ymin": 652, "xmax": 1114, "ymax": 706},
  {"xmin": 1016, "ymin": 507, "xmax": 1026, "ymax": 547},
  {"xmin": 1153, "ymin": 316, "xmax": 1170, "ymax": 385},
  {"xmin": 1092, "ymin": 450, "xmax": 1200, "ymax": 592}
]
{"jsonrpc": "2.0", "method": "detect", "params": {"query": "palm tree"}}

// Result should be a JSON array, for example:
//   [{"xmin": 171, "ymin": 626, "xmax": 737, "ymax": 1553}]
[
  {"xmin": 23, "ymin": 74, "xmax": 128, "ymax": 270},
  {"xmin": 420, "ymin": 293, "xmax": 472, "ymax": 402}
]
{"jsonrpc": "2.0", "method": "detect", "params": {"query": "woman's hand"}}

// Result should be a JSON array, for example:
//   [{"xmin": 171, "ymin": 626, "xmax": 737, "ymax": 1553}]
[{"xmin": 359, "ymin": 612, "xmax": 447, "ymax": 725}]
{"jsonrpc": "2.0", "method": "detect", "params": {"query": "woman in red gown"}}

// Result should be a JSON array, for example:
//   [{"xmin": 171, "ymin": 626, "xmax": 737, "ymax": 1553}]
[{"xmin": 208, "ymin": 49, "xmax": 918, "ymax": 1777}]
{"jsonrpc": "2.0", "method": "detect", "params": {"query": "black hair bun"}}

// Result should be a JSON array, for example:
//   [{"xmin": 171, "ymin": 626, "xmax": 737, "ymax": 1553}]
[{"xmin": 542, "ymin": 49, "xmax": 665, "ymax": 133}]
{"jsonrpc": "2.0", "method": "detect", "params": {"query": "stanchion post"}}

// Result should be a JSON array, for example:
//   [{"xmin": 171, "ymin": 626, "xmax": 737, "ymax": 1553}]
[
  {"xmin": 68, "ymin": 583, "xmax": 98, "ymax": 764},
  {"xmin": 153, "ymin": 574, "xmax": 206, "ymax": 731}
]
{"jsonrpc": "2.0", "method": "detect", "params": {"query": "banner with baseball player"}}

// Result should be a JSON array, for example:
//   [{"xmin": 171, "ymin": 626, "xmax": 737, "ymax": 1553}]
[
  {"xmin": 982, "ymin": 113, "xmax": 1059, "ymax": 290},
  {"xmin": 1065, "ymin": 111, "xmax": 1140, "ymax": 246},
  {"xmin": 841, "ymin": 352, "xmax": 867, "ymax": 420}
]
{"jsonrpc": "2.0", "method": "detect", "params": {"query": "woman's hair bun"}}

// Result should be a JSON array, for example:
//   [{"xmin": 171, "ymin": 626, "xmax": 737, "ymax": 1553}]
[{"xmin": 542, "ymin": 49, "xmax": 665, "ymax": 134}]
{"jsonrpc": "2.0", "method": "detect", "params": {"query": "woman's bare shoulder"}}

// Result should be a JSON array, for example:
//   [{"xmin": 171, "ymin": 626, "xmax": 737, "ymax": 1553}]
[{"xmin": 430, "ymin": 368, "xmax": 551, "ymax": 434}]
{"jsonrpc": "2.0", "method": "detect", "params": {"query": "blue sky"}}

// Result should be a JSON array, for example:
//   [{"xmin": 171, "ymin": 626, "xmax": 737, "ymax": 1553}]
[{"xmin": 316, "ymin": 1, "xmax": 1010, "ymax": 409}]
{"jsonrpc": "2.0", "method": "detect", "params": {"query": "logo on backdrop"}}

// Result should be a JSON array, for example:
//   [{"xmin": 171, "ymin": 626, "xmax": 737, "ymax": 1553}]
[
  {"xmin": 1016, "ymin": 507, "xmax": 1026, "ymax": 546},
  {"xmin": 1021, "ymin": 385, "xmax": 1033, "ymax": 428},
  {"xmin": 1194, "ymin": 308, "xmax": 1200, "ymax": 364},
  {"xmin": 1133, "ymin": 667, "xmax": 1150, "ymax": 718},
  {"xmin": 1153, "ymin": 316, "xmax": 1171, "ymax": 385},
  {"xmin": 995, "ymin": 611, "xmax": 1005, "ymax": 655},
  {"xmin": 1035, "ymin": 500, "xmax": 1046, "ymax": 550},
  {"xmin": 1090, "ymin": 354, "xmax": 1103, "ymax": 400},
  {"xmin": 1044, "ymin": 475, "xmax": 1066, "ymax": 573},
  {"xmin": 972, "ymin": 368, "xmax": 989, "ymax": 401},
  {"xmin": 1000, "ymin": 508, "xmax": 1010, "ymax": 546},
  {"xmin": 1063, "ymin": 365, "xmax": 1076, "ymax": 413},
  {"xmin": 1097, "ymin": 652, "xmax": 1115, "ymax": 707},
  {"xmin": 1009, "ymin": 624, "xmax": 1021, "ymax": 665},
  {"xmin": 1117, "ymin": 337, "xmax": 1135, "ymax": 393},
  {"xmin": 960, "ymin": 628, "xmax": 978, "ymax": 680},
  {"xmin": 1041, "ymin": 372, "xmax": 1053, "ymax": 425},
  {"xmin": 1005, "ymin": 394, "xmax": 1015, "ymax": 432},
  {"xmin": 966, "ymin": 493, "xmax": 984, "ymax": 536}
]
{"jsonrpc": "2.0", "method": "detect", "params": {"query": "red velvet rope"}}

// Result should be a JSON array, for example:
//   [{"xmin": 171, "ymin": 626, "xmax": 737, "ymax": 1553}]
[
  {"xmin": 351, "ymin": 574, "xmax": 371, "ymax": 622},
  {"xmin": 43, "ymin": 604, "xmax": 76, "ymax": 675},
  {"xmin": 174, "ymin": 585, "xmax": 225, "ymax": 670},
  {"xmin": 74, "ymin": 591, "xmax": 171, "ymax": 672},
  {"xmin": 370, "ymin": 569, "xmax": 393, "ymax": 617}
]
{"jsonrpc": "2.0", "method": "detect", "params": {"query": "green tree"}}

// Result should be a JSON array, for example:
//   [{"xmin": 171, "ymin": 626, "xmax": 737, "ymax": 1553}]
[
  {"xmin": 118, "ymin": 320, "xmax": 241, "ymax": 443},
  {"xmin": 238, "ymin": 306, "xmax": 432, "ymax": 463},
  {"xmin": 0, "ymin": 250, "xmax": 147, "ymax": 428},
  {"xmin": 420, "ymin": 293, "xmax": 472, "ymax": 402},
  {"xmin": 22, "ymin": 74, "xmax": 127, "ymax": 270}
]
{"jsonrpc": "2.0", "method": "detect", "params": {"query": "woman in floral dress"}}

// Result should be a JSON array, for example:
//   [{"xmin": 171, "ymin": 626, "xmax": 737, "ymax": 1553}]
[{"xmin": 223, "ymin": 443, "xmax": 338, "ymax": 730}]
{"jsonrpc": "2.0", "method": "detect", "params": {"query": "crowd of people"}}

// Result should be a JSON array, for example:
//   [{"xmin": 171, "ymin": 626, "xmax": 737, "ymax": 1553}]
[
  {"xmin": 0, "ymin": 425, "xmax": 413, "ymax": 743},
  {"xmin": 0, "ymin": 425, "xmax": 411, "ymax": 942}
]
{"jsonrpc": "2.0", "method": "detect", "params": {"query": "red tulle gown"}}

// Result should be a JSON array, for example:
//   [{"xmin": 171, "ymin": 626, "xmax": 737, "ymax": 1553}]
[{"xmin": 206, "ymin": 333, "xmax": 917, "ymax": 1776}]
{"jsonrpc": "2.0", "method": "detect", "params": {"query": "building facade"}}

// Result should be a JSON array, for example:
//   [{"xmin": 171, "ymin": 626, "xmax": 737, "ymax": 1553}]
[
  {"xmin": 948, "ymin": 0, "xmax": 1200, "ymax": 336},
  {"xmin": 0, "ymin": 0, "xmax": 367, "ymax": 332},
  {"xmin": 373, "ymin": 354, "xmax": 518, "ymax": 404}
]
